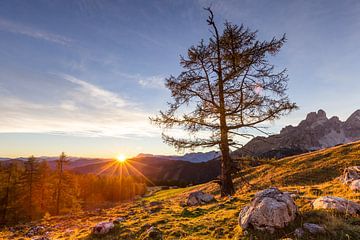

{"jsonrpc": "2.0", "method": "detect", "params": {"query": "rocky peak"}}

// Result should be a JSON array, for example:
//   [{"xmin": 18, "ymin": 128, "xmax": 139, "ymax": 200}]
[
  {"xmin": 234, "ymin": 109, "xmax": 360, "ymax": 159},
  {"xmin": 345, "ymin": 109, "xmax": 360, "ymax": 126},
  {"xmin": 305, "ymin": 109, "xmax": 328, "ymax": 122}
]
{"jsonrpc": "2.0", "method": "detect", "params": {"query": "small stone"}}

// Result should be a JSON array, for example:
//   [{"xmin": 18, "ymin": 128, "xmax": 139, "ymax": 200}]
[
  {"xmin": 303, "ymin": 223, "xmax": 325, "ymax": 234},
  {"xmin": 143, "ymin": 226, "xmax": 162, "ymax": 240},
  {"xmin": 186, "ymin": 191, "xmax": 216, "ymax": 206},
  {"xmin": 149, "ymin": 201, "xmax": 162, "ymax": 207},
  {"xmin": 350, "ymin": 179, "xmax": 360, "ymax": 191},
  {"xmin": 113, "ymin": 217, "xmax": 125, "ymax": 224},
  {"xmin": 26, "ymin": 226, "xmax": 45, "ymax": 237},
  {"xmin": 294, "ymin": 228, "xmax": 305, "ymax": 238},
  {"xmin": 92, "ymin": 222, "xmax": 114, "ymax": 235}
]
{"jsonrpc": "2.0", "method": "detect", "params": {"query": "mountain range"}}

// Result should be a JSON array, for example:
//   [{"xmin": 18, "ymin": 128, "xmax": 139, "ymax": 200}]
[{"xmin": 234, "ymin": 109, "xmax": 360, "ymax": 158}]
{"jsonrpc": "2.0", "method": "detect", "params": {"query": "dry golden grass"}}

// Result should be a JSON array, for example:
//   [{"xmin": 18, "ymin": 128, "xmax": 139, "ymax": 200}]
[{"xmin": 1, "ymin": 141, "xmax": 360, "ymax": 239}]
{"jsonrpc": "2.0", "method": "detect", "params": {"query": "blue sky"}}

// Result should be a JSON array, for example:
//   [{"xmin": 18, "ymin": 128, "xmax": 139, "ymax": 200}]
[{"xmin": 0, "ymin": 0, "xmax": 359, "ymax": 158}]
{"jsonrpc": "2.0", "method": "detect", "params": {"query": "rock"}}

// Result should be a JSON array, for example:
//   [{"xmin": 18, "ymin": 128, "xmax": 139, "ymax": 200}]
[
  {"xmin": 294, "ymin": 228, "xmax": 305, "ymax": 238},
  {"xmin": 26, "ymin": 226, "xmax": 46, "ymax": 237},
  {"xmin": 303, "ymin": 223, "xmax": 325, "ymax": 234},
  {"xmin": 238, "ymin": 187, "xmax": 298, "ymax": 233},
  {"xmin": 149, "ymin": 206, "xmax": 162, "ymax": 214},
  {"xmin": 312, "ymin": 196, "xmax": 360, "ymax": 215},
  {"xmin": 350, "ymin": 179, "xmax": 360, "ymax": 191},
  {"xmin": 284, "ymin": 191, "xmax": 300, "ymax": 199},
  {"xmin": 186, "ymin": 191, "xmax": 216, "ymax": 206},
  {"xmin": 113, "ymin": 217, "xmax": 125, "ymax": 224},
  {"xmin": 92, "ymin": 222, "xmax": 114, "ymax": 235},
  {"xmin": 339, "ymin": 166, "xmax": 360, "ymax": 184},
  {"xmin": 149, "ymin": 201, "xmax": 162, "ymax": 207},
  {"xmin": 142, "ymin": 226, "xmax": 162, "ymax": 240}
]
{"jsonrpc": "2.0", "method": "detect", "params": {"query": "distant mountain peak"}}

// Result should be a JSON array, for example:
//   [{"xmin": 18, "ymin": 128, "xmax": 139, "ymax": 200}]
[
  {"xmin": 234, "ymin": 109, "xmax": 360, "ymax": 159},
  {"xmin": 135, "ymin": 151, "xmax": 220, "ymax": 163}
]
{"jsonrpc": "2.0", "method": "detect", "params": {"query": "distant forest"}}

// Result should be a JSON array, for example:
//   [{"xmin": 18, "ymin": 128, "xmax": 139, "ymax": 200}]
[{"xmin": 0, "ymin": 154, "xmax": 146, "ymax": 225}]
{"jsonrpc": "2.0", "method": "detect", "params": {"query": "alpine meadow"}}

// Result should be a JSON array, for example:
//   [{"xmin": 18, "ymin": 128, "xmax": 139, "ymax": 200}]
[{"xmin": 0, "ymin": 1, "xmax": 360, "ymax": 240}]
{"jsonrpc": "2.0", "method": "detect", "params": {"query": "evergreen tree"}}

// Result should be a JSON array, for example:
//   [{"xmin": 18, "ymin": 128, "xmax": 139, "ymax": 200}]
[
  {"xmin": 21, "ymin": 156, "xmax": 40, "ymax": 220},
  {"xmin": 54, "ymin": 152, "xmax": 69, "ymax": 215}
]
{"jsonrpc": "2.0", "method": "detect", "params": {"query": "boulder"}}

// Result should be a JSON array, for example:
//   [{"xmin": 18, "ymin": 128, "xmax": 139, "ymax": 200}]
[
  {"xmin": 238, "ymin": 187, "xmax": 298, "ymax": 233},
  {"xmin": 92, "ymin": 222, "xmax": 114, "ymax": 235},
  {"xmin": 339, "ymin": 166, "xmax": 360, "ymax": 184},
  {"xmin": 303, "ymin": 223, "xmax": 325, "ymax": 234},
  {"xmin": 350, "ymin": 179, "xmax": 360, "ymax": 191},
  {"xmin": 312, "ymin": 196, "xmax": 360, "ymax": 215},
  {"xmin": 186, "ymin": 191, "xmax": 216, "ymax": 206}
]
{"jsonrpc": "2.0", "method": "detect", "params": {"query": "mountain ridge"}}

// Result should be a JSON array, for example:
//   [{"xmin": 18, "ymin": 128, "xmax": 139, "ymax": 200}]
[{"xmin": 234, "ymin": 109, "xmax": 360, "ymax": 158}]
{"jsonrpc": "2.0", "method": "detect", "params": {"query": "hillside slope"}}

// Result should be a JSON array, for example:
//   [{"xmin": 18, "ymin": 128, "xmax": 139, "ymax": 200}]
[
  {"xmin": 1, "ymin": 142, "xmax": 360, "ymax": 240},
  {"xmin": 72, "ymin": 157, "xmax": 220, "ymax": 186}
]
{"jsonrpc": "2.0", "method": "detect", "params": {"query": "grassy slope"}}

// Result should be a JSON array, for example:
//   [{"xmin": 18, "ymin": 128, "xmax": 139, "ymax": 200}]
[{"xmin": 1, "ymin": 142, "xmax": 360, "ymax": 239}]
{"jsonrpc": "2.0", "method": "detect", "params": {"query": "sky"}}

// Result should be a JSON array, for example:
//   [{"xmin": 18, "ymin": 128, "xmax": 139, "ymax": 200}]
[{"xmin": 0, "ymin": 0, "xmax": 360, "ymax": 158}]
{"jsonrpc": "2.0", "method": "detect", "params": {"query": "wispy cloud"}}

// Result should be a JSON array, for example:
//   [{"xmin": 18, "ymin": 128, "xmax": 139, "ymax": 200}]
[
  {"xmin": 62, "ymin": 74, "xmax": 126, "ymax": 107},
  {"xmin": 0, "ymin": 74, "xmax": 158, "ymax": 138},
  {"xmin": 0, "ymin": 17, "xmax": 72, "ymax": 45},
  {"xmin": 138, "ymin": 75, "xmax": 166, "ymax": 89}
]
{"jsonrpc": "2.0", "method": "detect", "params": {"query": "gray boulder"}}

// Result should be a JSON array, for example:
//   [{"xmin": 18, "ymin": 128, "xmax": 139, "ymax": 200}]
[
  {"xmin": 186, "ymin": 191, "xmax": 215, "ymax": 206},
  {"xmin": 238, "ymin": 187, "xmax": 298, "ymax": 233},
  {"xmin": 92, "ymin": 222, "xmax": 114, "ymax": 235},
  {"xmin": 312, "ymin": 196, "xmax": 360, "ymax": 215}
]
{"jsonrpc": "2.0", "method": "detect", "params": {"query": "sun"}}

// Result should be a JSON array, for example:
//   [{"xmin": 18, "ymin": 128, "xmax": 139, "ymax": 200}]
[{"xmin": 116, "ymin": 154, "xmax": 127, "ymax": 163}]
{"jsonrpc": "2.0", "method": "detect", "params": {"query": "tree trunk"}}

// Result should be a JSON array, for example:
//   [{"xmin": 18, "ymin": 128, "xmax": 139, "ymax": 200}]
[
  {"xmin": 209, "ymin": 12, "xmax": 236, "ymax": 196},
  {"xmin": 219, "ymin": 126, "xmax": 235, "ymax": 196}
]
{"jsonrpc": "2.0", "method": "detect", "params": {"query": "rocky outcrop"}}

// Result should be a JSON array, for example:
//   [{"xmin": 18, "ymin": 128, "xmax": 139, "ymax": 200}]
[
  {"xmin": 92, "ymin": 222, "xmax": 114, "ymax": 235},
  {"xmin": 312, "ymin": 196, "xmax": 360, "ymax": 215},
  {"xmin": 238, "ymin": 187, "xmax": 298, "ymax": 233},
  {"xmin": 234, "ymin": 109, "xmax": 360, "ymax": 159},
  {"xmin": 186, "ymin": 191, "xmax": 216, "ymax": 206}
]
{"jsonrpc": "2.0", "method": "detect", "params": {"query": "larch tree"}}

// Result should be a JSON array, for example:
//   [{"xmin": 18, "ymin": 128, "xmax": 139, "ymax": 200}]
[
  {"xmin": 151, "ymin": 8, "xmax": 297, "ymax": 196},
  {"xmin": 54, "ymin": 152, "xmax": 68, "ymax": 215},
  {"xmin": 22, "ymin": 155, "xmax": 40, "ymax": 220}
]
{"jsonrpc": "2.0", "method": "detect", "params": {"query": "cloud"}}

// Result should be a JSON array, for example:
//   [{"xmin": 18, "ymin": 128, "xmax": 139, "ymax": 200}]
[
  {"xmin": 138, "ymin": 75, "xmax": 166, "ymax": 89},
  {"xmin": 62, "ymin": 74, "xmax": 126, "ymax": 107},
  {"xmin": 0, "ymin": 74, "xmax": 158, "ymax": 138},
  {"xmin": 0, "ymin": 17, "xmax": 72, "ymax": 45}
]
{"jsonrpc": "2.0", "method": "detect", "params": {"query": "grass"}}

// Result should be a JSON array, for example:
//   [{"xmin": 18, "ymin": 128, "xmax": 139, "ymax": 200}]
[{"xmin": 1, "ymin": 141, "xmax": 360, "ymax": 239}]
